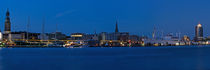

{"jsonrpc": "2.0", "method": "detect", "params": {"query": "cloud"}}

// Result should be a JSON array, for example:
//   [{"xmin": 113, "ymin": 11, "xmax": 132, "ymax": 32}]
[{"xmin": 55, "ymin": 10, "xmax": 75, "ymax": 18}]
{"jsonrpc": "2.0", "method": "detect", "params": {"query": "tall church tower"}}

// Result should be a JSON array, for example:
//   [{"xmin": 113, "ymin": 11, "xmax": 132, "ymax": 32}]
[
  {"xmin": 4, "ymin": 9, "xmax": 12, "ymax": 41},
  {"xmin": 5, "ymin": 9, "xmax": 11, "ymax": 34},
  {"xmin": 115, "ymin": 20, "xmax": 119, "ymax": 33}
]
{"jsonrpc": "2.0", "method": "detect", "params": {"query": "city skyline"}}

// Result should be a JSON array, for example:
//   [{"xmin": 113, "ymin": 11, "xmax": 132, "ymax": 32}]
[
  {"xmin": 1, "ymin": 0, "xmax": 210, "ymax": 37},
  {"xmin": 0, "ymin": 10, "xmax": 209, "ymax": 38},
  {"xmin": 1, "ymin": 1, "xmax": 210, "ymax": 70}
]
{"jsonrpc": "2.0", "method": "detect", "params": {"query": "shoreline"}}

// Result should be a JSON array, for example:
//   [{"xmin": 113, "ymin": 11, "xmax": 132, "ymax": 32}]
[{"xmin": 0, "ymin": 45, "xmax": 209, "ymax": 48}]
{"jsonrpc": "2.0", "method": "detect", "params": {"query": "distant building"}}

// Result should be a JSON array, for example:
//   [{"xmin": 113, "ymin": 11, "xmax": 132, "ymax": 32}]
[
  {"xmin": 86, "ymin": 33, "xmax": 99, "ymax": 46},
  {"xmin": 194, "ymin": 22, "xmax": 203, "ymax": 41},
  {"xmin": 47, "ymin": 32, "xmax": 67, "ymax": 40},
  {"xmin": 9, "ymin": 31, "xmax": 41, "ymax": 40},
  {"xmin": 99, "ymin": 32, "xmax": 129, "ymax": 46},
  {"xmin": 38, "ymin": 34, "xmax": 49, "ymax": 40},
  {"xmin": 129, "ymin": 35, "xmax": 140, "ymax": 41},
  {"xmin": 28, "ymin": 33, "xmax": 40, "ymax": 40},
  {"xmin": 92, "ymin": 34, "xmax": 99, "ymax": 40},
  {"xmin": 182, "ymin": 35, "xmax": 190, "ymax": 41},
  {"xmin": 0, "ymin": 31, "xmax": 3, "ymax": 41},
  {"xmin": 70, "ymin": 33, "xmax": 85, "ymax": 40},
  {"xmin": 10, "ymin": 32, "xmax": 67, "ymax": 40},
  {"xmin": 99, "ymin": 20, "xmax": 129, "ymax": 41},
  {"xmin": 139, "ymin": 36, "xmax": 148, "ymax": 41},
  {"xmin": 70, "ymin": 33, "xmax": 99, "ymax": 41},
  {"xmin": 4, "ymin": 9, "xmax": 12, "ymax": 41},
  {"xmin": 99, "ymin": 32, "xmax": 129, "ymax": 41},
  {"xmin": 84, "ymin": 33, "xmax": 99, "ymax": 40},
  {"xmin": 10, "ymin": 32, "xmax": 26, "ymax": 40},
  {"xmin": 98, "ymin": 20, "xmax": 129, "ymax": 46},
  {"xmin": 163, "ymin": 34, "xmax": 179, "ymax": 41},
  {"xmin": 4, "ymin": 9, "xmax": 11, "ymax": 34}
]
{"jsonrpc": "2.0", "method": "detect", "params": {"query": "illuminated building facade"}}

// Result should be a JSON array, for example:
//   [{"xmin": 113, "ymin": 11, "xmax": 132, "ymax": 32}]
[
  {"xmin": 194, "ymin": 22, "xmax": 203, "ymax": 41},
  {"xmin": 182, "ymin": 35, "xmax": 190, "ymax": 41},
  {"xmin": 70, "ymin": 33, "xmax": 85, "ymax": 40},
  {"xmin": 9, "ymin": 32, "xmax": 40, "ymax": 40},
  {"xmin": 69, "ymin": 33, "xmax": 99, "ymax": 41},
  {"xmin": 0, "ymin": 31, "xmax": 2, "ymax": 41}
]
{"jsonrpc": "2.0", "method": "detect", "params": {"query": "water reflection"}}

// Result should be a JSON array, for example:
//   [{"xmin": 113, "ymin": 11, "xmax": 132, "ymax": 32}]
[
  {"xmin": 0, "ymin": 46, "xmax": 209, "ymax": 70},
  {"xmin": 0, "ymin": 48, "xmax": 3, "ymax": 70}
]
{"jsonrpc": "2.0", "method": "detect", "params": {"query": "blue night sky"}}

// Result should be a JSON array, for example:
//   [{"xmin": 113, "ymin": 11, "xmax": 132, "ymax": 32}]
[{"xmin": 0, "ymin": 0, "xmax": 210, "ymax": 37}]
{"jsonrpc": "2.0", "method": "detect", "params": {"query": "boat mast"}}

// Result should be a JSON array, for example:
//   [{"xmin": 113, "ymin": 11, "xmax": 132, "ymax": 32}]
[
  {"xmin": 55, "ymin": 23, "xmax": 58, "ymax": 40},
  {"xmin": 27, "ymin": 16, "xmax": 30, "ymax": 41},
  {"xmin": 42, "ymin": 17, "xmax": 45, "ymax": 41}
]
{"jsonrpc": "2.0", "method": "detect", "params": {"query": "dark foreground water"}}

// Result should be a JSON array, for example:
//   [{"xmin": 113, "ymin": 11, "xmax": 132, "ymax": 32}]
[{"xmin": 0, "ymin": 46, "xmax": 210, "ymax": 70}]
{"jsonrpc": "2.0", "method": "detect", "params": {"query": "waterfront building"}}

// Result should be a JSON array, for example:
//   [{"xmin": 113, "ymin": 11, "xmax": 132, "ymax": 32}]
[
  {"xmin": 194, "ymin": 22, "xmax": 203, "ymax": 41},
  {"xmin": 100, "ymin": 20, "xmax": 129, "ymax": 41},
  {"xmin": 70, "ymin": 33, "xmax": 99, "ymax": 41},
  {"xmin": 99, "ymin": 32, "xmax": 129, "ymax": 46},
  {"xmin": 182, "ymin": 35, "xmax": 190, "ymax": 41},
  {"xmin": 100, "ymin": 32, "xmax": 106, "ymax": 41},
  {"xmin": 10, "ymin": 32, "xmax": 26, "ymax": 40},
  {"xmin": 0, "ymin": 31, "xmax": 3, "ymax": 41},
  {"xmin": 129, "ymin": 35, "xmax": 140, "ymax": 42},
  {"xmin": 9, "ymin": 32, "xmax": 67, "ymax": 40},
  {"xmin": 70, "ymin": 33, "xmax": 85, "ymax": 40},
  {"xmin": 128, "ymin": 35, "xmax": 143, "ymax": 46},
  {"xmin": 181, "ymin": 35, "xmax": 191, "ymax": 45},
  {"xmin": 163, "ymin": 34, "xmax": 179, "ymax": 41},
  {"xmin": 9, "ymin": 31, "xmax": 68, "ymax": 41},
  {"xmin": 38, "ymin": 33, "xmax": 49, "ymax": 40},
  {"xmin": 144, "ymin": 33, "xmax": 187, "ymax": 46},
  {"xmin": 83, "ymin": 33, "xmax": 99, "ymax": 40},
  {"xmin": 9, "ymin": 31, "xmax": 41, "ymax": 40},
  {"xmin": 47, "ymin": 32, "xmax": 67, "ymax": 40},
  {"xmin": 27, "ymin": 33, "xmax": 40, "ymax": 40},
  {"xmin": 85, "ymin": 33, "xmax": 100, "ymax": 47},
  {"xmin": 98, "ymin": 21, "xmax": 130, "ymax": 46},
  {"xmin": 206, "ymin": 36, "xmax": 210, "ymax": 41},
  {"xmin": 99, "ymin": 32, "xmax": 129, "ymax": 41},
  {"xmin": 68, "ymin": 33, "xmax": 99, "ymax": 46},
  {"xmin": 92, "ymin": 33, "xmax": 99, "ymax": 41}
]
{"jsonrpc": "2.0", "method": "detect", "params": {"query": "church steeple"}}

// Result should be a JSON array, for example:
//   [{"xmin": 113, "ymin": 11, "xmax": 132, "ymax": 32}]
[
  {"xmin": 115, "ymin": 20, "xmax": 119, "ymax": 33},
  {"xmin": 6, "ymin": 9, "xmax": 10, "ymax": 17},
  {"xmin": 4, "ymin": 9, "xmax": 11, "ymax": 33}
]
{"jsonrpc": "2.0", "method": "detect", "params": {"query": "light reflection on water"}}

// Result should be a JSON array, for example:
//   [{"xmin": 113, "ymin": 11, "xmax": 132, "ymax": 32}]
[{"xmin": 0, "ymin": 46, "xmax": 210, "ymax": 70}]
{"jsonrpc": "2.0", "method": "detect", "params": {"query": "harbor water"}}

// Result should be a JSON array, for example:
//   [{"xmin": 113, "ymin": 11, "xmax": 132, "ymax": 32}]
[{"xmin": 0, "ymin": 46, "xmax": 210, "ymax": 70}]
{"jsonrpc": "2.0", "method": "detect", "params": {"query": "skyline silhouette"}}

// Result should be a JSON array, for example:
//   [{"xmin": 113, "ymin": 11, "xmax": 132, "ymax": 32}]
[{"xmin": 1, "ymin": 0, "xmax": 210, "ymax": 38}]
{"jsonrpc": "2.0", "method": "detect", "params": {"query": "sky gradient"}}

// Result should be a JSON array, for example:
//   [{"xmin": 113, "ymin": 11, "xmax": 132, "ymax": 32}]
[{"xmin": 1, "ymin": 0, "xmax": 210, "ymax": 38}]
